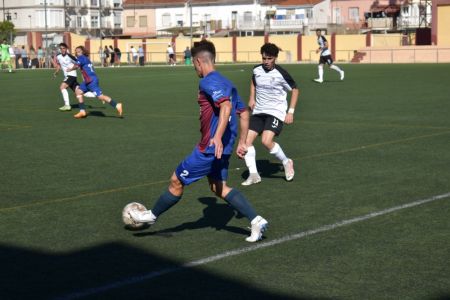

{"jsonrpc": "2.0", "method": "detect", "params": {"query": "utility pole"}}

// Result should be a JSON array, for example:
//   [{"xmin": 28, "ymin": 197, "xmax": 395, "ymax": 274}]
[
  {"xmin": 44, "ymin": 0, "xmax": 48, "ymax": 52},
  {"xmin": 2, "ymin": 0, "xmax": 5, "ymax": 22},
  {"xmin": 189, "ymin": 0, "xmax": 192, "ymax": 47}
]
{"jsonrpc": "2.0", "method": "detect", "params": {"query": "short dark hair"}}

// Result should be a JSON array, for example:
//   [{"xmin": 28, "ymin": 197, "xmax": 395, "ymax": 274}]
[
  {"xmin": 260, "ymin": 43, "xmax": 281, "ymax": 57},
  {"xmin": 59, "ymin": 43, "xmax": 68, "ymax": 48},
  {"xmin": 191, "ymin": 40, "xmax": 216, "ymax": 61}
]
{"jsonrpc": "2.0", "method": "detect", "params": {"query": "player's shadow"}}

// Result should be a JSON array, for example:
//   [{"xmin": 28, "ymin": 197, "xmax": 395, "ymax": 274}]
[
  {"xmin": 88, "ymin": 111, "xmax": 123, "ymax": 118},
  {"xmin": 70, "ymin": 104, "xmax": 107, "ymax": 110},
  {"xmin": 134, "ymin": 197, "xmax": 248, "ymax": 238},
  {"xmin": 240, "ymin": 159, "xmax": 284, "ymax": 180}
]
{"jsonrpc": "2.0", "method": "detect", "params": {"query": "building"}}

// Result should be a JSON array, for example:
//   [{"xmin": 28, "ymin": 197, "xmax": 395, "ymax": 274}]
[
  {"xmin": 0, "ymin": 0, "xmax": 123, "ymax": 39},
  {"xmin": 122, "ymin": 0, "xmax": 329, "ymax": 38}
]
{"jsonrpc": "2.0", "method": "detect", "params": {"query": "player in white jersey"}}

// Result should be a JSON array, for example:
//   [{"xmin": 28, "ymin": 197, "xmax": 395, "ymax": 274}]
[
  {"xmin": 242, "ymin": 43, "xmax": 299, "ymax": 186},
  {"xmin": 53, "ymin": 43, "xmax": 95, "ymax": 111},
  {"xmin": 314, "ymin": 29, "xmax": 344, "ymax": 83}
]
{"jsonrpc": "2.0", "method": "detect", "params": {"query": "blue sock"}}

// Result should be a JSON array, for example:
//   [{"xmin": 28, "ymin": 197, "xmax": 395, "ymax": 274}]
[
  {"xmin": 109, "ymin": 100, "xmax": 117, "ymax": 108},
  {"xmin": 152, "ymin": 190, "xmax": 182, "ymax": 217},
  {"xmin": 79, "ymin": 102, "xmax": 86, "ymax": 110},
  {"xmin": 224, "ymin": 189, "xmax": 257, "ymax": 221}
]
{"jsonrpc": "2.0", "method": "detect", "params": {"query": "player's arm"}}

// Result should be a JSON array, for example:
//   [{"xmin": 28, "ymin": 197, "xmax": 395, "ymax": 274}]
[
  {"xmin": 53, "ymin": 61, "xmax": 61, "ymax": 78},
  {"xmin": 285, "ymin": 88, "xmax": 299, "ymax": 124},
  {"xmin": 248, "ymin": 77, "xmax": 256, "ymax": 110},
  {"xmin": 210, "ymin": 100, "xmax": 232, "ymax": 159},
  {"xmin": 236, "ymin": 108, "xmax": 250, "ymax": 159}
]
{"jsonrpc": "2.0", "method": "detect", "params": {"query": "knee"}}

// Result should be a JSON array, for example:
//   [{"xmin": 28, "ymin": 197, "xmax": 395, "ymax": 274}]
[
  {"xmin": 169, "ymin": 173, "xmax": 183, "ymax": 195},
  {"xmin": 261, "ymin": 138, "xmax": 273, "ymax": 150}
]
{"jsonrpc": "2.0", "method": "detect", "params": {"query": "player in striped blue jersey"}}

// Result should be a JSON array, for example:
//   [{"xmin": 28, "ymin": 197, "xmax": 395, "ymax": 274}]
[{"xmin": 314, "ymin": 29, "xmax": 344, "ymax": 83}]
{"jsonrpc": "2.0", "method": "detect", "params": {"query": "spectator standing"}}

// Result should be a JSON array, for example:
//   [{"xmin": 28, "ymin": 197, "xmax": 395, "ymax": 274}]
[
  {"xmin": 167, "ymin": 44, "xmax": 176, "ymax": 66},
  {"xmin": 138, "ymin": 45, "xmax": 145, "ymax": 66},
  {"xmin": 37, "ymin": 46, "xmax": 45, "ymax": 68},
  {"xmin": 21, "ymin": 46, "xmax": 28, "ymax": 69},
  {"xmin": 109, "ymin": 45, "xmax": 115, "ymax": 66},
  {"xmin": 114, "ymin": 46, "xmax": 121, "ymax": 67},
  {"xmin": 104, "ymin": 45, "xmax": 110, "ymax": 66},
  {"xmin": 14, "ymin": 45, "xmax": 21, "ymax": 69},
  {"xmin": 184, "ymin": 46, "xmax": 192, "ymax": 65},
  {"xmin": 130, "ymin": 46, "xmax": 138, "ymax": 66}
]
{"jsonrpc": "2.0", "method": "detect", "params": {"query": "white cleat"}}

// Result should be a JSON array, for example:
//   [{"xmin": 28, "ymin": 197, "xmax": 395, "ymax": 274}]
[
  {"xmin": 241, "ymin": 173, "xmax": 261, "ymax": 186},
  {"xmin": 314, "ymin": 78, "xmax": 323, "ymax": 83},
  {"xmin": 58, "ymin": 105, "xmax": 72, "ymax": 111},
  {"xmin": 284, "ymin": 159, "xmax": 295, "ymax": 181},
  {"xmin": 340, "ymin": 70, "xmax": 345, "ymax": 81},
  {"xmin": 246, "ymin": 216, "xmax": 268, "ymax": 242},
  {"xmin": 129, "ymin": 209, "xmax": 157, "ymax": 225}
]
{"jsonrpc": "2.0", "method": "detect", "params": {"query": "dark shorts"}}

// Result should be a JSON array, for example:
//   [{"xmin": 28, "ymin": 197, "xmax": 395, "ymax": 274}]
[
  {"xmin": 319, "ymin": 55, "xmax": 333, "ymax": 65},
  {"xmin": 249, "ymin": 114, "xmax": 284, "ymax": 136},
  {"xmin": 63, "ymin": 76, "xmax": 79, "ymax": 91},
  {"xmin": 169, "ymin": 54, "xmax": 175, "ymax": 59},
  {"xmin": 175, "ymin": 147, "xmax": 230, "ymax": 185}
]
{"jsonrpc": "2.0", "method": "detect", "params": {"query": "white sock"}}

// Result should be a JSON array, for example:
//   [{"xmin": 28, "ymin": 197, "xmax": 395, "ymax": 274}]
[
  {"xmin": 270, "ymin": 143, "xmax": 289, "ymax": 165},
  {"xmin": 318, "ymin": 65, "xmax": 324, "ymax": 80},
  {"xmin": 244, "ymin": 146, "xmax": 258, "ymax": 174},
  {"xmin": 330, "ymin": 64, "xmax": 342, "ymax": 73},
  {"xmin": 61, "ymin": 89, "xmax": 70, "ymax": 106},
  {"xmin": 84, "ymin": 91, "xmax": 96, "ymax": 98}
]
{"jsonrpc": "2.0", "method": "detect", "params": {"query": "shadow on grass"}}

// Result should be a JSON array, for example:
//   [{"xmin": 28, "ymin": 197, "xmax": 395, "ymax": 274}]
[
  {"xmin": 134, "ymin": 197, "xmax": 248, "ymax": 238},
  {"xmin": 0, "ymin": 242, "xmax": 315, "ymax": 299},
  {"xmin": 240, "ymin": 159, "xmax": 285, "ymax": 180}
]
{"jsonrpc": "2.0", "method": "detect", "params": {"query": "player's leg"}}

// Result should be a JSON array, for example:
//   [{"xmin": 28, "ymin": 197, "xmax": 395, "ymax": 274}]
[
  {"xmin": 314, "ymin": 60, "xmax": 324, "ymax": 83},
  {"xmin": 7, "ymin": 57, "xmax": 12, "ymax": 72},
  {"xmin": 209, "ymin": 173, "xmax": 268, "ymax": 243},
  {"xmin": 58, "ymin": 81, "xmax": 72, "ymax": 111},
  {"xmin": 242, "ymin": 115, "xmax": 264, "ymax": 186},
  {"xmin": 327, "ymin": 55, "xmax": 344, "ymax": 80},
  {"xmin": 73, "ymin": 84, "xmax": 88, "ymax": 118},
  {"xmin": 261, "ymin": 118, "xmax": 295, "ymax": 181},
  {"xmin": 130, "ymin": 148, "xmax": 213, "ymax": 224},
  {"xmin": 88, "ymin": 81, "xmax": 123, "ymax": 117},
  {"xmin": 97, "ymin": 93, "xmax": 123, "ymax": 117}
]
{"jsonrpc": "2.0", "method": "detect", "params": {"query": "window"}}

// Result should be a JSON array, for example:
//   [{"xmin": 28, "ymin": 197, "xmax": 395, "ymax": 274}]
[
  {"xmin": 348, "ymin": 7, "xmax": 359, "ymax": 22},
  {"xmin": 91, "ymin": 0, "xmax": 98, "ymax": 6},
  {"xmin": 114, "ymin": 13, "xmax": 121, "ymax": 28},
  {"xmin": 402, "ymin": 6, "xmax": 409, "ymax": 15},
  {"xmin": 113, "ymin": 0, "xmax": 121, "ymax": 8},
  {"xmin": 244, "ymin": 11, "xmax": 252, "ymax": 22},
  {"xmin": 77, "ymin": 16, "xmax": 82, "ymax": 27},
  {"xmin": 139, "ymin": 15, "xmax": 147, "ymax": 27},
  {"xmin": 126, "ymin": 16, "xmax": 134, "ymax": 27},
  {"xmin": 162, "ymin": 13, "xmax": 171, "ymax": 27},
  {"xmin": 306, "ymin": 9, "xmax": 313, "ymax": 19},
  {"xmin": 91, "ymin": 15, "xmax": 99, "ymax": 27}
]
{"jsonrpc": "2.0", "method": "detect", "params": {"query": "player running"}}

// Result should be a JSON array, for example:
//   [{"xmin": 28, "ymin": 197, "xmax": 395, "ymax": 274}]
[
  {"xmin": 53, "ymin": 43, "xmax": 96, "ymax": 111},
  {"xmin": 67, "ymin": 46, "xmax": 123, "ymax": 119},
  {"xmin": 314, "ymin": 29, "xmax": 344, "ymax": 83},
  {"xmin": 242, "ymin": 43, "xmax": 298, "ymax": 186},
  {"xmin": 1, "ymin": 39, "xmax": 13, "ymax": 73},
  {"xmin": 129, "ymin": 40, "xmax": 268, "ymax": 242}
]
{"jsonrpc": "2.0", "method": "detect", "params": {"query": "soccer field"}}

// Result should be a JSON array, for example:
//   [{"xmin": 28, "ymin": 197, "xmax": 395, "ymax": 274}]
[{"xmin": 1, "ymin": 64, "xmax": 450, "ymax": 299}]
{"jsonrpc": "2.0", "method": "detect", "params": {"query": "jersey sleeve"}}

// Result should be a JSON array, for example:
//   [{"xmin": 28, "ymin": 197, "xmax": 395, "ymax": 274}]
[
  {"xmin": 200, "ymin": 77, "xmax": 232, "ymax": 108},
  {"xmin": 276, "ymin": 66, "xmax": 297, "ymax": 91}
]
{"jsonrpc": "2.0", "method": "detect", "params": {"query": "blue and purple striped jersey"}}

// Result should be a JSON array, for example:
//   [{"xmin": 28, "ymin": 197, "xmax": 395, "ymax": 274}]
[
  {"xmin": 197, "ymin": 71, "xmax": 246, "ymax": 155},
  {"xmin": 76, "ymin": 55, "xmax": 98, "ymax": 83}
]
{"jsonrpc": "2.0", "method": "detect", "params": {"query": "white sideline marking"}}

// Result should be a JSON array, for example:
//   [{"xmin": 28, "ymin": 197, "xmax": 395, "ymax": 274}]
[{"xmin": 57, "ymin": 192, "xmax": 450, "ymax": 300}]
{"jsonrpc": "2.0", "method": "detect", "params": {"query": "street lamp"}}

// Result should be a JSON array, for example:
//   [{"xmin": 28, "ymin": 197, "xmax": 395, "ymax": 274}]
[{"xmin": 28, "ymin": 15, "xmax": 31, "ymax": 32}]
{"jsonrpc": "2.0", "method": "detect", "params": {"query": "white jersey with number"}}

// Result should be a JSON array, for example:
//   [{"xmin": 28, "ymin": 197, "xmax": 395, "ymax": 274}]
[
  {"xmin": 252, "ymin": 64, "xmax": 297, "ymax": 121},
  {"xmin": 56, "ymin": 53, "xmax": 77, "ymax": 78},
  {"xmin": 317, "ymin": 35, "xmax": 331, "ymax": 56}
]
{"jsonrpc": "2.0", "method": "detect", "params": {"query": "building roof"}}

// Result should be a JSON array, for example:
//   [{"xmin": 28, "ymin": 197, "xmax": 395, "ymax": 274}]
[{"xmin": 123, "ymin": 0, "xmax": 323, "ymax": 8}]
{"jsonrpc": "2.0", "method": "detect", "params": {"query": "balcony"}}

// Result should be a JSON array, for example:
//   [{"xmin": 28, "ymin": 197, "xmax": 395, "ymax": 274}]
[{"xmin": 238, "ymin": 17, "xmax": 306, "ymax": 31}]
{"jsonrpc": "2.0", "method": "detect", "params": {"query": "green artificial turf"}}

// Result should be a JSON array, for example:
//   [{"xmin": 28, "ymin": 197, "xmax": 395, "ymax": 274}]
[{"xmin": 0, "ymin": 64, "xmax": 449, "ymax": 299}]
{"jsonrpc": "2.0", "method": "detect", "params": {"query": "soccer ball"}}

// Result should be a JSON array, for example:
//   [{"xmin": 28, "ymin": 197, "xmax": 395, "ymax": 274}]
[{"xmin": 122, "ymin": 202, "xmax": 147, "ymax": 229}]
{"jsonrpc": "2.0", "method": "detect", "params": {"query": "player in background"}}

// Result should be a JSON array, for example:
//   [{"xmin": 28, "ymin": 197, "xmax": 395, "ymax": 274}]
[
  {"xmin": 314, "ymin": 29, "xmax": 344, "ymax": 83},
  {"xmin": 1, "ymin": 39, "xmax": 13, "ymax": 73},
  {"xmin": 129, "ymin": 40, "xmax": 268, "ymax": 242},
  {"xmin": 53, "ymin": 43, "xmax": 96, "ymax": 111},
  {"xmin": 67, "ymin": 46, "xmax": 123, "ymax": 119},
  {"xmin": 242, "ymin": 43, "xmax": 298, "ymax": 186}
]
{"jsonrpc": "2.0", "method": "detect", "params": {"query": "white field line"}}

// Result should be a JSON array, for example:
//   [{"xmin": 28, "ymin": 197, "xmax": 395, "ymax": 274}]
[{"xmin": 57, "ymin": 192, "xmax": 450, "ymax": 300}]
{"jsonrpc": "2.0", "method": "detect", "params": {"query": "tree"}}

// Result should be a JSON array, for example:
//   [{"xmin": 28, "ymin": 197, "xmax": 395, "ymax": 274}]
[{"xmin": 0, "ymin": 21, "xmax": 16, "ymax": 43}]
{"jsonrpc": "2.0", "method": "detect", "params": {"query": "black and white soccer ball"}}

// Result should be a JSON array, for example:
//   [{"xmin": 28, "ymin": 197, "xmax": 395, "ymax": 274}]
[{"xmin": 122, "ymin": 202, "xmax": 147, "ymax": 229}]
